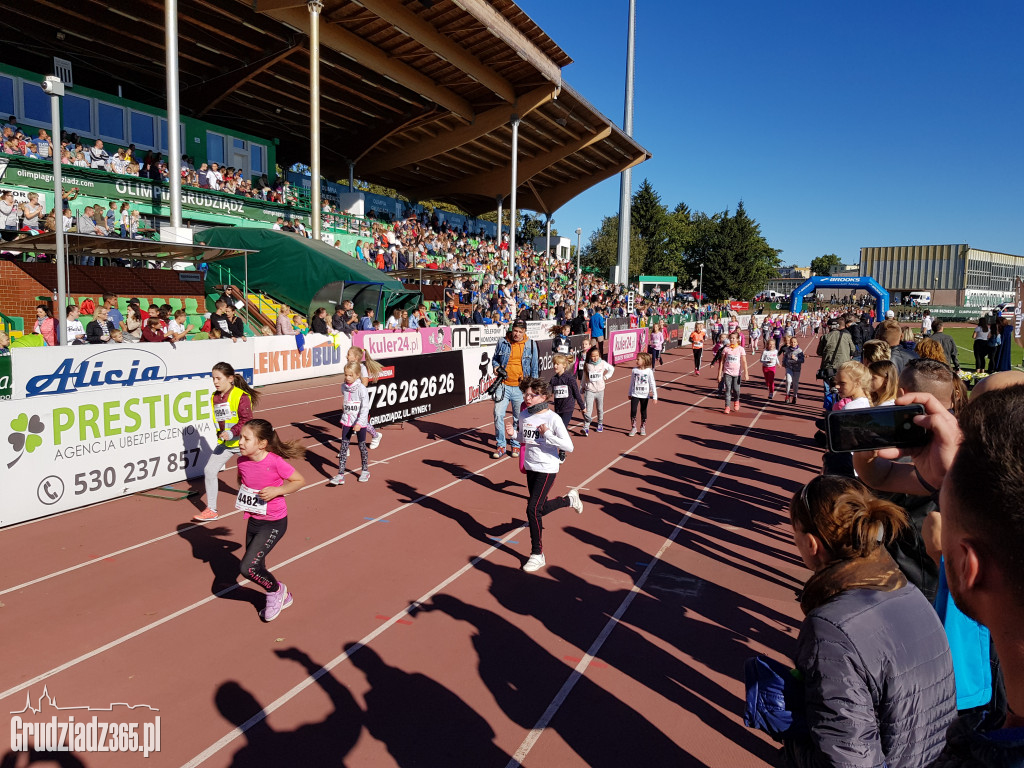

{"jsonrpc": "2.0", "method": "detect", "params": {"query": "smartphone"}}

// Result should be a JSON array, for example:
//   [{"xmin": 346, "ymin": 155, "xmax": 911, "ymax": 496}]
[{"xmin": 825, "ymin": 404, "xmax": 929, "ymax": 453}]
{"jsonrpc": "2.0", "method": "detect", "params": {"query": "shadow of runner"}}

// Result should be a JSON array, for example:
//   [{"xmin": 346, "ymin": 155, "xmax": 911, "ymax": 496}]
[
  {"xmin": 427, "ymin": 592, "xmax": 694, "ymax": 767},
  {"xmin": 214, "ymin": 647, "xmax": 362, "ymax": 767},
  {"xmin": 176, "ymin": 523, "xmax": 263, "ymax": 609},
  {"xmin": 0, "ymin": 748, "xmax": 88, "ymax": 767},
  {"xmin": 347, "ymin": 643, "xmax": 512, "ymax": 767}
]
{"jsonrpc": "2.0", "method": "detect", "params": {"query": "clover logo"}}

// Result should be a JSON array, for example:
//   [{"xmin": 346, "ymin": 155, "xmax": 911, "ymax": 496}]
[{"xmin": 8, "ymin": 413, "xmax": 44, "ymax": 468}]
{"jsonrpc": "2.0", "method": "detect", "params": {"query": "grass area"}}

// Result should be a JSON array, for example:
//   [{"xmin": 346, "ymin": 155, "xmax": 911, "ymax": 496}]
[{"xmin": 945, "ymin": 327, "xmax": 1023, "ymax": 369}]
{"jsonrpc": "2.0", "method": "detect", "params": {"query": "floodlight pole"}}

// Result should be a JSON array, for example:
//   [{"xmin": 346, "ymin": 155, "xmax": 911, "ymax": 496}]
[
  {"xmin": 614, "ymin": 0, "xmax": 636, "ymax": 287},
  {"xmin": 545, "ymin": 217, "xmax": 552, "ymax": 261},
  {"xmin": 44, "ymin": 76, "xmax": 66, "ymax": 338},
  {"xmin": 575, "ymin": 227, "xmax": 583, "ymax": 312},
  {"xmin": 309, "ymin": 0, "xmax": 324, "ymax": 242},
  {"xmin": 165, "ymin": 0, "xmax": 182, "ymax": 229},
  {"xmin": 495, "ymin": 195, "xmax": 503, "ymax": 241},
  {"xmin": 509, "ymin": 116, "xmax": 520, "ymax": 281},
  {"xmin": 699, "ymin": 262, "xmax": 704, "ymax": 317}
]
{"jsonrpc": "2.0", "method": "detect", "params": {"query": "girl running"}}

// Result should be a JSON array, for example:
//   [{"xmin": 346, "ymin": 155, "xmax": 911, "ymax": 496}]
[
  {"xmin": 328, "ymin": 362, "xmax": 371, "ymax": 485},
  {"xmin": 717, "ymin": 331, "xmax": 749, "ymax": 413},
  {"xmin": 649, "ymin": 322, "xmax": 665, "ymax": 367},
  {"xmin": 760, "ymin": 339, "xmax": 779, "ymax": 400},
  {"xmin": 780, "ymin": 335, "xmax": 805, "ymax": 404},
  {"xmin": 235, "ymin": 419, "xmax": 305, "ymax": 622},
  {"xmin": 194, "ymin": 362, "xmax": 260, "ymax": 522},
  {"xmin": 689, "ymin": 322, "xmax": 706, "ymax": 375},
  {"xmin": 628, "ymin": 352, "xmax": 658, "ymax": 436},
  {"xmin": 581, "ymin": 345, "xmax": 614, "ymax": 435},
  {"xmin": 347, "ymin": 346, "xmax": 384, "ymax": 449},
  {"xmin": 506, "ymin": 377, "xmax": 583, "ymax": 573},
  {"xmin": 549, "ymin": 353, "xmax": 585, "ymax": 461}
]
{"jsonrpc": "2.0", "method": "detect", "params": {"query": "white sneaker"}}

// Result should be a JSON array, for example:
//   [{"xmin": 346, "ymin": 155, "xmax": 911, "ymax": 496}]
[
  {"xmin": 522, "ymin": 553, "xmax": 546, "ymax": 572},
  {"xmin": 327, "ymin": 473, "xmax": 345, "ymax": 486},
  {"xmin": 370, "ymin": 433, "xmax": 382, "ymax": 450},
  {"xmin": 567, "ymin": 488, "xmax": 584, "ymax": 514},
  {"xmin": 358, "ymin": 471, "xmax": 371, "ymax": 483},
  {"xmin": 628, "ymin": 426, "xmax": 638, "ymax": 437}
]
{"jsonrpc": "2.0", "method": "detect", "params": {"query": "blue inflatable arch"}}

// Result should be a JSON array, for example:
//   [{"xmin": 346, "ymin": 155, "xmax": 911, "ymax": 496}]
[{"xmin": 789, "ymin": 275, "xmax": 889, "ymax": 318}]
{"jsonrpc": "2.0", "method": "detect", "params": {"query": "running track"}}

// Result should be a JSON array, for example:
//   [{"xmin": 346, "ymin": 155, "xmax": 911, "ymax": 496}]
[{"xmin": 0, "ymin": 343, "xmax": 826, "ymax": 767}]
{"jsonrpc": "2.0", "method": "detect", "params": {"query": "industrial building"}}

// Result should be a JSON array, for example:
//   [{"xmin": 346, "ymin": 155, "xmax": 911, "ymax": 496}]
[{"xmin": 859, "ymin": 244, "xmax": 1024, "ymax": 307}]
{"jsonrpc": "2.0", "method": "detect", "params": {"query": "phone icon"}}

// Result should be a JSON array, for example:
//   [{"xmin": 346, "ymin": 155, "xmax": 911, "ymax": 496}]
[
  {"xmin": 44, "ymin": 481, "xmax": 58, "ymax": 500},
  {"xmin": 37, "ymin": 475, "xmax": 65, "ymax": 505}
]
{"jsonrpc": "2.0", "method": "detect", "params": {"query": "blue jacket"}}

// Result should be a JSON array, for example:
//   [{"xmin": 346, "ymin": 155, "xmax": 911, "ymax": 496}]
[
  {"xmin": 589, "ymin": 312, "xmax": 606, "ymax": 338},
  {"xmin": 786, "ymin": 584, "xmax": 955, "ymax": 768},
  {"xmin": 492, "ymin": 335, "xmax": 539, "ymax": 381}
]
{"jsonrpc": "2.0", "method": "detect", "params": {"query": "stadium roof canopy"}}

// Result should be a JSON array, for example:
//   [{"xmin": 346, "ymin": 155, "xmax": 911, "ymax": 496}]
[{"xmin": 5, "ymin": 0, "xmax": 650, "ymax": 215}]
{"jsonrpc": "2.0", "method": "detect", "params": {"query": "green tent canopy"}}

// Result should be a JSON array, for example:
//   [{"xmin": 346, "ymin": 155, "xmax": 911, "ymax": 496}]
[{"xmin": 196, "ymin": 227, "xmax": 421, "ymax": 319}]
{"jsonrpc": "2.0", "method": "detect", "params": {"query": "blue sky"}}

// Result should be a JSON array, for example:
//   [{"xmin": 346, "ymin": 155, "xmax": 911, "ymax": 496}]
[{"xmin": 520, "ymin": 0, "xmax": 1024, "ymax": 265}]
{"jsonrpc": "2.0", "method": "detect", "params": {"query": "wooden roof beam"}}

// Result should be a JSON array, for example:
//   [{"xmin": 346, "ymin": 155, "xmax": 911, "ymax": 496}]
[
  {"xmin": 358, "ymin": 85, "xmax": 555, "ymax": 175},
  {"xmin": 193, "ymin": 42, "xmax": 304, "ymax": 118},
  {"xmin": 410, "ymin": 125, "xmax": 612, "ymax": 200},
  {"xmin": 257, "ymin": 3, "xmax": 474, "ymax": 120},
  {"xmin": 355, "ymin": 0, "xmax": 516, "ymax": 103}
]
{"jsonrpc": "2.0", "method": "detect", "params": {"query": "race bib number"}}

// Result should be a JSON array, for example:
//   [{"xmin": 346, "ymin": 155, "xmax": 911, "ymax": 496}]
[
  {"xmin": 522, "ymin": 425, "xmax": 540, "ymax": 445},
  {"xmin": 556, "ymin": 343, "xmax": 569, "ymax": 354},
  {"xmin": 236, "ymin": 484, "xmax": 268, "ymax": 516},
  {"xmin": 214, "ymin": 402, "xmax": 234, "ymax": 423},
  {"xmin": 344, "ymin": 401, "xmax": 360, "ymax": 415},
  {"xmin": 589, "ymin": 371, "xmax": 603, "ymax": 382},
  {"xmin": 633, "ymin": 380, "xmax": 649, "ymax": 397},
  {"xmin": 554, "ymin": 385, "xmax": 569, "ymax": 399}
]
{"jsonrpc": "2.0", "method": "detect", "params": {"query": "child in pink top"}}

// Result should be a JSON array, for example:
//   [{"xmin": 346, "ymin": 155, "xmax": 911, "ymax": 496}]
[
  {"xmin": 235, "ymin": 418, "xmax": 305, "ymax": 622},
  {"xmin": 717, "ymin": 331, "xmax": 750, "ymax": 413}
]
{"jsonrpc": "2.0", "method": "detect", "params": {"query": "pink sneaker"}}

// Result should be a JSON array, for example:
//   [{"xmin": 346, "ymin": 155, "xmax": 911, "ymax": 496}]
[
  {"xmin": 261, "ymin": 582, "xmax": 292, "ymax": 622},
  {"xmin": 733, "ymin": 402, "xmax": 740, "ymax": 412},
  {"xmin": 192, "ymin": 508, "xmax": 219, "ymax": 522}
]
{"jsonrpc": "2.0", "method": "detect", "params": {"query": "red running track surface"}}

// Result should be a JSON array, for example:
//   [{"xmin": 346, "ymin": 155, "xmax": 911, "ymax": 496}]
[{"xmin": 0, "ymin": 342, "xmax": 827, "ymax": 767}]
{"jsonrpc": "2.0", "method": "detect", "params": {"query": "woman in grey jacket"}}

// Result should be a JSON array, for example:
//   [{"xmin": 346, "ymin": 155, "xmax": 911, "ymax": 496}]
[{"xmin": 785, "ymin": 475, "xmax": 956, "ymax": 768}]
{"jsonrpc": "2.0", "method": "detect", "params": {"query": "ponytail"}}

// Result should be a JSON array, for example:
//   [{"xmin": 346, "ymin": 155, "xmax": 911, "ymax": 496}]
[
  {"xmin": 213, "ymin": 361, "xmax": 261, "ymax": 408},
  {"xmin": 244, "ymin": 418, "xmax": 306, "ymax": 459},
  {"xmin": 791, "ymin": 476, "xmax": 907, "ymax": 559},
  {"xmin": 350, "ymin": 346, "xmax": 384, "ymax": 382}
]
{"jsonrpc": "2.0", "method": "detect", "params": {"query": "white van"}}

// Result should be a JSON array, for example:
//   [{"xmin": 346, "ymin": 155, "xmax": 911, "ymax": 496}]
[{"xmin": 909, "ymin": 291, "xmax": 932, "ymax": 305}]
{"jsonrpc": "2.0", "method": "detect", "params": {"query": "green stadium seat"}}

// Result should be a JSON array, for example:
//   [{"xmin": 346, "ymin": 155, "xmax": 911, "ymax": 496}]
[
  {"xmin": 138, "ymin": 299, "xmax": 150, "ymax": 311},
  {"xmin": 117, "ymin": 297, "xmax": 129, "ymax": 314},
  {"xmin": 184, "ymin": 298, "xmax": 200, "ymax": 313},
  {"xmin": 168, "ymin": 298, "xmax": 183, "ymax": 312},
  {"xmin": 187, "ymin": 314, "xmax": 205, "ymax": 330},
  {"xmin": 150, "ymin": 298, "xmax": 165, "ymax": 307}
]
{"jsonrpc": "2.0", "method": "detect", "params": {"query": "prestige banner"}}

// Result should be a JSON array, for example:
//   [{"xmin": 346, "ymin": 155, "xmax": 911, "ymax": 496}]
[
  {"xmin": 10, "ymin": 339, "xmax": 252, "ymax": 400},
  {"xmin": 0, "ymin": 378, "xmax": 219, "ymax": 526}
]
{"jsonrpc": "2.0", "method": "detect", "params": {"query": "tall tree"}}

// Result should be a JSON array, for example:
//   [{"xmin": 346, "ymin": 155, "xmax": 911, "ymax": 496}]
[
  {"xmin": 810, "ymin": 253, "xmax": 843, "ymax": 276},
  {"xmin": 581, "ymin": 214, "xmax": 646, "ymax": 279}
]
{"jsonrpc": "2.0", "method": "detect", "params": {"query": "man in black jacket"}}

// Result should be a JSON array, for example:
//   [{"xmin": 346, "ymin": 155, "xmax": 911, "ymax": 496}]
[
  {"xmin": 570, "ymin": 309, "xmax": 588, "ymax": 336},
  {"xmin": 930, "ymin": 320, "xmax": 960, "ymax": 370}
]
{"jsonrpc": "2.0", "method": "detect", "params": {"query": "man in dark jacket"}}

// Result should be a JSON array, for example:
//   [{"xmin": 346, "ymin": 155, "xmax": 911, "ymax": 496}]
[
  {"xmin": 816, "ymin": 318, "xmax": 855, "ymax": 390},
  {"xmin": 570, "ymin": 310, "xmax": 588, "ymax": 336},
  {"xmin": 930, "ymin": 320, "xmax": 960, "ymax": 370},
  {"xmin": 879, "ymin": 319, "xmax": 919, "ymax": 375},
  {"xmin": 846, "ymin": 312, "xmax": 865, "ymax": 352}
]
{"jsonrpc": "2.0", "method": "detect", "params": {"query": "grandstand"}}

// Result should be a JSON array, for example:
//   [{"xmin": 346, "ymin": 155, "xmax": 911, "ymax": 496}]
[{"xmin": 0, "ymin": 0, "xmax": 650, "ymax": 332}]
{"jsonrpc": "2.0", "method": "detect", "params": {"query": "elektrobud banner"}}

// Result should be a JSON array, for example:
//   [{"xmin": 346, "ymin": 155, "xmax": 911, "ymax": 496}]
[
  {"xmin": 10, "ymin": 339, "xmax": 252, "ymax": 399},
  {"xmin": 0, "ymin": 378, "xmax": 219, "ymax": 526},
  {"xmin": 608, "ymin": 328, "xmax": 650, "ymax": 365},
  {"xmin": 351, "ymin": 327, "xmax": 452, "ymax": 359},
  {"xmin": 252, "ymin": 333, "xmax": 352, "ymax": 386},
  {"xmin": 0, "ymin": 355, "xmax": 11, "ymax": 400},
  {"xmin": 366, "ymin": 351, "xmax": 466, "ymax": 426}
]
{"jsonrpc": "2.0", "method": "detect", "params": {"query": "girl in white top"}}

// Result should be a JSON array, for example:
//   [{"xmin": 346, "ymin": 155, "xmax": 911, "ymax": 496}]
[
  {"xmin": 833, "ymin": 361, "xmax": 873, "ymax": 411},
  {"xmin": 760, "ymin": 339, "xmax": 779, "ymax": 400},
  {"xmin": 581, "ymin": 345, "xmax": 614, "ymax": 435},
  {"xmin": 506, "ymin": 377, "xmax": 583, "ymax": 573},
  {"xmin": 328, "ymin": 362, "xmax": 371, "ymax": 486},
  {"xmin": 628, "ymin": 352, "xmax": 658, "ymax": 436}
]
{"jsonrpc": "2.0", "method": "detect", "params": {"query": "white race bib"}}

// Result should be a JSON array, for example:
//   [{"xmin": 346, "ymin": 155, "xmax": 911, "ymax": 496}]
[
  {"xmin": 236, "ymin": 484, "xmax": 268, "ymax": 515},
  {"xmin": 522, "ymin": 425, "xmax": 540, "ymax": 445},
  {"xmin": 214, "ymin": 402, "xmax": 234, "ymax": 423},
  {"xmin": 589, "ymin": 371, "xmax": 603, "ymax": 382},
  {"xmin": 344, "ymin": 401, "xmax": 360, "ymax": 415},
  {"xmin": 554, "ymin": 385, "xmax": 569, "ymax": 399},
  {"xmin": 556, "ymin": 343, "xmax": 569, "ymax": 354}
]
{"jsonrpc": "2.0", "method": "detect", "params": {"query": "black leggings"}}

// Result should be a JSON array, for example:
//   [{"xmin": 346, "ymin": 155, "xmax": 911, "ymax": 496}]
[
  {"xmin": 241, "ymin": 516, "xmax": 288, "ymax": 592},
  {"xmin": 524, "ymin": 470, "xmax": 570, "ymax": 555},
  {"xmin": 973, "ymin": 340, "xmax": 989, "ymax": 371},
  {"xmin": 693, "ymin": 348, "xmax": 703, "ymax": 368},
  {"xmin": 630, "ymin": 396, "xmax": 650, "ymax": 423}
]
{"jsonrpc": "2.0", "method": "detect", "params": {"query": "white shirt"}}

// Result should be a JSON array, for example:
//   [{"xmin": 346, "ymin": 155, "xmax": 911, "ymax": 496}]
[
  {"xmin": 760, "ymin": 349, "xmax": 779, "ymax": 368},
  {"xmin": 628, "ymin": 367, "xmax": 657, "ymax": 400},
  {"xmin": 518, "ymin": 407, "xmax": 574, "ymax": 473},
  {"xmin": 66, "ymin": 319, "xmax": 85, "ymax": 344},
  {"xmin": 168, "ymin": 319, "xmax": 188, "ymax": 337}
]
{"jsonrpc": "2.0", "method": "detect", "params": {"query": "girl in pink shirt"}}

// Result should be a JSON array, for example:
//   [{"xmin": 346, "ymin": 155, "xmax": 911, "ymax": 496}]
[
  {"xmin": 235, "ymin": 418, "xmax": 305, "ymax": 622},
  {"xmin": 717, "ymin": 331, "xmax": 749, "ymax": 413}
]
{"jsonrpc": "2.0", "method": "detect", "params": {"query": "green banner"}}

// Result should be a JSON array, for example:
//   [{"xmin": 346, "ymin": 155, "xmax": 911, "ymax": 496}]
[
  {"xmin": 0, "ymin": 355, "xmax": 11, "ymax": 400},
  {"xmin": 0, "ymin": 156, "xmax": 309, "ymax": 228}
]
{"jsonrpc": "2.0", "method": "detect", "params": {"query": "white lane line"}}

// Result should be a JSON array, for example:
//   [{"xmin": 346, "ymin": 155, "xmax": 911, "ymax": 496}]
[
  {"xmin": 181, "ymin": 368, "xmax": 700, "ymax": 767},
  {"xmin": 506, "ymin": 404, "xmax": 768, "ymax": 768}
]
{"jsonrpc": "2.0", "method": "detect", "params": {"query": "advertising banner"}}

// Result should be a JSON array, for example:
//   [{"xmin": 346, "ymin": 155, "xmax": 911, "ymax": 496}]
[
  {"xmin": 683, "ymin": 322, "xmax": 697, "ymax": 346},
  {"xmin": 730, "ymin": 301, "xmax": 750, "ymax": 312},
  {"xmin": 366, "ymin": 351, "xmax": 466, "ymax": 426},
  {"xmin": 605, "ymin": 317, "xmax": 629, "ymax": 333},
  {"xmin": 663, "ymin": 324, "xmax": 681, "ymax": 351},
  {"xmin": 10, "ymin": 340, "xmax": 252, "ymax": 400},
  {"xmin": 352, "ymin": 327, "xmax": 452, "ymax": 360},
  {"xmin": 525, "ymin": 320, "xmax": 555, "ymax": 340},
  {"xmin": 608, "ymin": 328, "xmax": 650, "ymax": 365},
  {"xmin": 479, "ymin": 324, "xmax": 508, "ymax": 346},
  {"xmin": 462, "ymin": 345, "xmax": 500, "ymax": 405},
  {"xmin": 0, "ymin": 379, "xmax": 219, "ymax": 526},
  {"xmin": 1016, "ymin": 278, "xmax": 1023, "ymax": 348},
  {"xmin": 535, "ymin": 334, "xmax": 588, "ymax": 379},
  {"xmin": 252, "ymin": 333, "xmax": 351, "ymax": 386}
]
